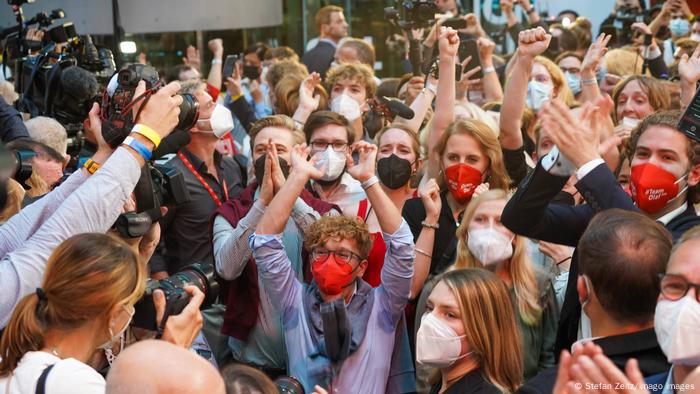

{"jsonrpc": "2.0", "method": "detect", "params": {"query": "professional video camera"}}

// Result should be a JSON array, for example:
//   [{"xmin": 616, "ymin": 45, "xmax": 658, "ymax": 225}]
[
  {"xmin": 384, "ymin": 0, "xmax": 438, "ymax": 77},
  {"xmin": 0, "ymin": 142, "xmax": 33, "ymax": 188},
  {"xmin": 131, "ymin": 263, "xmax": 219, "ymax": 331},
  {"xmin": 601, "ymin": 5, "xmax": 653, "ymax": 46},
  {"xmin": 384, "ymin": 0, "xmax": 438, "ymax": 30}
]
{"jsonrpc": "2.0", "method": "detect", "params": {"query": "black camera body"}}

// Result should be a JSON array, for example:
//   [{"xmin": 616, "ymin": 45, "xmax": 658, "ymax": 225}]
[
  {"xmin": 384, "ymin": 0, "xmax": 438, "ymax": 30},
  {"xmin": 100, "ymin": 63, "xmax": 200, "ymax": 149},
  {"xmin": 131, "ymin": 263, "xmax": 219, "ymax": 331},
  {"xmin": 134, "ymin": 162, "xmax": 191, "ymax": 214}
]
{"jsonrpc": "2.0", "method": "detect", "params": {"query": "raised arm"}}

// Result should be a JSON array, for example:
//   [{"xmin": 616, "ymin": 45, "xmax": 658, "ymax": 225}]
[
  {"xmin": 500, "ymin": 27, "xmax": 551, "ymax": 150},
  {"xmin": 206, "ymin": 39, "xmax": 224, "ymax": 93},
  {"xmin": 578, "ymin": 34, "xmax": 611, "ymax": 104},
  {"xmin": 409, "ymin": 178, "xmax": 441, "ymax": 298},
  {"xmin": 678, "ymin": 44, "xmax": 700, "ymax": 111},
  {"xmin": 292, "ymin": 72, "xmax": 322, "ymax": 127},
  {"xmin": 477, "ymin": 37, "xmax": 503, "ymax": 102},
  {"xmin": 427, "ymin": 27, "xmax": 459, "ymax": 180},
  {"xmin": 393, "ymin": 75, "xmax": 436, "ymax": 134}
]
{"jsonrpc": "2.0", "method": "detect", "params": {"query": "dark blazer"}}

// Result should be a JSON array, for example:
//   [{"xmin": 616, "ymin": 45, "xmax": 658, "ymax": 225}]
[
  {"xmin": 430, "ymin": 368, "xmax": 502, "ymax": 394},
  {"xmin": 502, "ymin": 161, "xmax": 700, "ymax": 355},
  {"xmin": 518, "ymin": 328, "xmax": 670, "ymax": 394},
  {"xmin": 302, "ymin": 40, "xmax": 336, "ymax": 79}
]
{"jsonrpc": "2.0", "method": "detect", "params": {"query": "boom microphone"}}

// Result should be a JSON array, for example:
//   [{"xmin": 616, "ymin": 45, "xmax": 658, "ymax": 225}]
[{"xmin": 380, "ymin": 96, "xmax": 414, "ymax": 119}]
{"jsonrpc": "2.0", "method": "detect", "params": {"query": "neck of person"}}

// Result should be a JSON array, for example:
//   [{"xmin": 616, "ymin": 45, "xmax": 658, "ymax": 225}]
[
  {"xmin": 320, "ymin": 32, "xmax": 340, "ymax": 45},
  {"xmin": 382, "ymin": 183, "xmax": 413, "ymax": 211},
  {"xmin": 483, "ymin": 259, "xmax": 513, "ymax": 286},
  {"xmin": 445, "ymin": 192, "xmax": 468, "ymax": 222},
  {"xmin": 186, "ymin": 134, "xmax": 218, "ymax": 179},
  {"xmin": 588, "ymin": 307, "xmax": 654, "ymax": 338},
  {"xmin": 440, "ymin": 354, "xmax": 479, "ymax": 393},
  {"xmin": 648, "ymin": 192, "xmax": 688, "ymax": 221},
  {"xmin": 315, "ymin": 174, "xmax": 344, "ymax": 198},
  {"xmin": 41, "ymin": 323, "xmax": 105, "ymax": 364}
]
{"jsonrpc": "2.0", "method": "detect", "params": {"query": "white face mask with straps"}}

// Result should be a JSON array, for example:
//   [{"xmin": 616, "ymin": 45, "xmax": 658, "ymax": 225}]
[
  {"xmin": 416, "ymin": 312, "xmax": 472, "ymax": 368},
  {"xmin": 195, "ymin": 104, "xmax": 234, "ymax": 139},
  {"xmin": 330, "ymin": 93, "xmax": 362, "ymax": 122},
  {"xmin": 313, "ymin": 146, "xmax": 347, "ymax": 182},
  {"xmin": 467, "ymin": 226, "xmax": 514, "ymax": 266},
  {"xmin": 655, "ymin": 296, "xmax": 700, "ymax": 365}
]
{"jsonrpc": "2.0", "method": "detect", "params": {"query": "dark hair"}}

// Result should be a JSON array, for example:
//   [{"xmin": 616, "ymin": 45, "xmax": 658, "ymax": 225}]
[
  {"xmin": 243, "ymin": 43, "xmax": 269, "ymax": 62},
  {"xmin": 264, "ymin": 46, "xmax": 299, "ymax": 62},
  {"xmin": 221, "ymin": 364, "xmax": 278, "ymax": 394},
  {"xmin": 165, "ymin": 64, "xmax": 197, "ymax": 83},
  {"xmin": 376, "ymin": 78, "xmax": 401, "ymax": 99},
  {"xmin": 303, "ymin": 110, "xmax": 355, "ymax": 145},
  {"xmin": 578, "ymin": 209, "xmax": 672, "ymax": 325},
  {"xmin": 626, "ymin": 110, "xmax": 700, "ymax": 203},
  {"xmin": 7, "ymin": 139, "xmax": 64, "ymax": 163}
]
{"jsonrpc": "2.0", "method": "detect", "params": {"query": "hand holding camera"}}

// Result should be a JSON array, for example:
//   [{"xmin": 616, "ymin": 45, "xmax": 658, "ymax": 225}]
[
  {"xmin": 134, "ymin": 81, "xmax": 185, "ymax": 142},
  {"xmin": 154, "ymin": 285, "xmax": 205, "ymax": 348}
]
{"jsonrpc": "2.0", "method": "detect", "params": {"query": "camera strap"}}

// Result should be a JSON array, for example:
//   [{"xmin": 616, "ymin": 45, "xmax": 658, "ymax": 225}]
[{"xmin": 177, "ymin": 151, "xmax": 228, "ymax": 207}]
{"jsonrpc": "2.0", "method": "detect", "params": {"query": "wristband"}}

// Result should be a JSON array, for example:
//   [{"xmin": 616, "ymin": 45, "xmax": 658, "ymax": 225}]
[
  {"xmin": 122, "ymin": 136, "xmax": 152, "ymax": 161},
  {"xmin": 361, "ymin": 175, "xmax": 380, "ymax": 190},
  {"xmin": 421, "ymin": 220, "xmax": 440, "ymax": 229},
  {"xmin": 415, "ymin": 247, "xmax": 432, "ymax": 258},
  {"xmin": 211, "ymin": 58, "xmax": 223, "ymax": 65},
  {"xmin": 231, "ymin": 93, "xmax": 244, "ymax": 101},
  {"xmin": 82, "ymin": 159, "xmax": 101, "ymax": 174},
  {"xmin": 131, "ymin": 124, "xmax": 161, "ymax": 148},
  {"xmin": 482, "ymin": 66, "xmax": 496, "ymax": 74},
  {"xmin": 582, "ymin": 77, "xmax": 597, "ymax": 86},
  {"xmin": 423, "ymin": 82, "xmax": 437, "ymax": 96},
  {"xmin": 527, "ymin": 8, "xmax": 537, "ymax": 14}
]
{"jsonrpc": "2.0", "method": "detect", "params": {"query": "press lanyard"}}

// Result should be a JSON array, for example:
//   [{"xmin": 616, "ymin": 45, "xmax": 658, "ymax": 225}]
[{"xmin": 177, "ymin": 151, "xmax": 228, "ymax": 207}]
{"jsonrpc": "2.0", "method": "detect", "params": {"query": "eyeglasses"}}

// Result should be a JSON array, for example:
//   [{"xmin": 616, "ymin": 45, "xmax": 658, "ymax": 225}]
[
  {"xmin": 659, "ymin": 273, "xmax": 700, "ymax": 302},
  {"xmin": 310, "ymin": 140, "xmax": 348, "ymax": 152},
  {"xmin": 311, "ymin": 247, "xmax": 361, "ymax": 265}
]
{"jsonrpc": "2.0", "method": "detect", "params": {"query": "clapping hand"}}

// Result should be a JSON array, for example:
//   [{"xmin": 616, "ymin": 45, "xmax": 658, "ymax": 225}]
[
  {"xmin": 298, "ymin": 72, "xmax": 322, "ymax": 113},
  {"xmin": 268, "ymin": 141, "xmax": 287, "ymax": 193},
  {"xmin": 540, "ymin": 100, "xmax": 602, "ymax": 169},
  {"xmin": 679, "ymin": 44, "xmax": 700, "ymax": 86},
  {"xmin": 345, "ymin": 141, "xmax": 377, "ymax": 183},
  {"xmin": 182, "ymin": 45, "xmax": 201, "ymax": 71},
  {"xmin": 581, "ymin": 34, "xmax": 611, "ymax": 75}
]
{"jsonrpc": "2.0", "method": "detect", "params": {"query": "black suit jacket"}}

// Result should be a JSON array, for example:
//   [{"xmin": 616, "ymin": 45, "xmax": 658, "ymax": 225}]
[
  {"xmin": 518, "ymin": 329, "xmax": 670, "ymax": 394},
  {"xmin": 502, "ymin": 161, "xmax": 700, "ymax": 356},
  {"xmin": 302, "ymin": 41, "xmax": 336, "ymax": 79}
]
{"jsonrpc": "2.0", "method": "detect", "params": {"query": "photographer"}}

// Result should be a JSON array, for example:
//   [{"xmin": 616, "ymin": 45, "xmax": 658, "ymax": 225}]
[
  {"xmin": 0, "ymin": 80, "xmax": 184, "ymax": 328},
  {"xmin": 0, "ymin": 96, "xmax": 29, "ymax": 143},
  {"xmin": 0, "ymin": 233, "xmax": 205, "ymax": 393}
]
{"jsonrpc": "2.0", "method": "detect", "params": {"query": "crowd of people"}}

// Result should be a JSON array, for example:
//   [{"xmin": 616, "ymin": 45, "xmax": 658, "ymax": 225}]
[{"xmin": 0, "ymin": 0, "xmax": 700, "ymax": 393}]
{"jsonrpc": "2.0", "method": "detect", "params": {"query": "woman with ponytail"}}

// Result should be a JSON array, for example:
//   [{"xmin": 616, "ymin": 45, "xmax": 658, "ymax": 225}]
[{"xmin": 0, "ymin": 233, "xmax": 146, "ymax": 393}]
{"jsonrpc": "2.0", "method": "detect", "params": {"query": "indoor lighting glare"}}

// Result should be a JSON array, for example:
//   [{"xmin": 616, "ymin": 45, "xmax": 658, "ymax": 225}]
[
  {"xmin": 562, "ymin": 17, "xmax": 572, "ymax": 27},
  {"xmin": 120, "ymin": 41, "xmax": 137, "ymax": 54}
]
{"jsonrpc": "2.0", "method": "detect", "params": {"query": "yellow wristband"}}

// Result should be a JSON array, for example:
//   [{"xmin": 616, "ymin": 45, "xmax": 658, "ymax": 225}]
[
  {"xmin": 131, "ymin": 124, "xmax": 161, "ymax": 148},
  {"xmin": 231, "ymin": 93, "xmax": 244, "ymax": 101},
  {"xmin": 83, "ymin": 159, "xmax": 101, "ymax": 174}
]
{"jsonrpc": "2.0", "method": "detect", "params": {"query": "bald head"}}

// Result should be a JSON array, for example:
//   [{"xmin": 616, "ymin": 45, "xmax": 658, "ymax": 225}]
[{"xmin": 106, "ymin": 340, "xmax": 225, "ymax": 394}]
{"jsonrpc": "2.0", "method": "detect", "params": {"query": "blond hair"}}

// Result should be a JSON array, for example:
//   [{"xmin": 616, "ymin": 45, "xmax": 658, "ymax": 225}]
[
  {"xmin": 315, "ymin": 5, "xmax": 344, "ymax": 31},
  {"xmin": 438, "ymin": 268, "xmax": 524, "ymax": 392},
  {"xmin": 273, "ymin": 75, "xmax": 329, "ymax": 117},
  {"xmin": 454, "ymin": 101, "xmax": 500, "ymax": 136},
  {"xmin": 325, "ymin": 63, "xmax": 377, "ymax": 99},
  {"xmin": 604, "ymin": 48, "xmax": 644, "ymax": 78},
  {"xmin": 454, "ymin": 189, "xmax": 542, "ymax": 325},
  {"xmin": 248, "ymin": 114, "xmax": 306, "ymax": 153},
  {"xmin": 0, "ymin": 179, "xmax": 25, "ymax": 224},
  {"xmin": 265, "ymin": 60, "xmax": 309, "ymax": 91},
  {"xmin": 24, "ymin": 116, "xmax": 68, "ymax": 156},
  {"xmin": 0, "ymin": 233, "xmax": 146, "ymax": 374},
  {"xmin": 434, "ymin": 119, "xmax": 511, "ymax": 191}
]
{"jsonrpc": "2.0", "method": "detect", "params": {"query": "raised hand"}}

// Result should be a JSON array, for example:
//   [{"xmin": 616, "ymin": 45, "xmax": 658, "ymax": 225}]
[
  {"xmin": 268, "ymin": 141, "xmax": 287, "ymax": 193},
  {"xmin": 403, "ymin": 75, "xmax": 426, "ymax": 105},
  {"xmin": 345, "ymin": 141, "xmax": 377, "ymax": 182},
  {"xmin": 208, "ymin": 38, "xmax": 223, "ymax": 58},
  {"xmin": 225, "ymin": 63, "xmax": 243, "ymax": 97},
  {"xmin": 438, "ymin": 26, "xmax": 460, "ymax": 61},
  {"xmin": 540, "ymin": 100, "xmax": 601, "ymax": 168},
  {"xmin": 258, "ymin": 149, "xmax": 274, "ymax": 206},
  {"xmin": 679, "ymin": 44, "xmax": 700, "ymax": 85},
  {"xmin": 581, "ymin": 34, "xmax": 611, "ymax": 75},
  {"xmin": 290, "ymin": 143, "xmax": 324, "ymax": 180},
  {"xmin": 249, "ymin": 80, "xmax": 264, "ymax": 103},
  {"xmin": 500, "ymin": 0, "xmax": 514, "ymax": 14},
  {"xmin": 472, "ymin": 182, "xmax": 490, "ymax": 199},
  {"xmin": 516, "ymin": 27, "xmax": 551, "ymax": 59},
  {"xmin": 461, "ymin": 13, "xmax": 485, "ymax": 38},
  {"xmin": 457, "ymin": 56, "xmax": 482, "ymax": 99},
  {"xmin": 477, "ymin": 37, "xmax": 496, "ymax": 63},
  {"xmin": 419, "ymin": 178, "xmax": 442, "ymax": 222},
  {"xmin": 298, "ymin": 72, "xmax": 322, "ymax": 113},
  {"xmin": 182, "ymin": 45, "xmax": 201, "ymax": 71}
]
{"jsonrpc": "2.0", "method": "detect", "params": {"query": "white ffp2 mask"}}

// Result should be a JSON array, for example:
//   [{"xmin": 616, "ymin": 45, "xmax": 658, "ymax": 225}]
[
  {"xmin": 330, "ymin": 93, "xmax": 362, "ymax": 122},
  {"xmin": 313, "ymin": 146, "xmax": 347, "ymax": 182},
  {"xmin": 526, "ymin": 80, "xmax": 553, "ymax": 112},
  {"xmin": 654, "ymin": 296, "xmax": 700, "ymax": 365},
  {"xmin": 467, "ymin": 227, "xmax": 514, "ymax": 266},
  {"xmin": 416, "ymin": 312, "xmax": 470, "ymax": 368},
  {"xmin": 197, "ymin": 104, "xmax": 234, "ymax": 139}
]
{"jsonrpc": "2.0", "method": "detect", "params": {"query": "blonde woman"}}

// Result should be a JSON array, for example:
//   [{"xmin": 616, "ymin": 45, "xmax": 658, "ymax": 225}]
[
  {"xmin": 415, "ymin": 190, "xmax": 558, "ymax": 387},
  {"xmin": 417, "ymin": 268, "xmax": 523, "ymax": 393}
]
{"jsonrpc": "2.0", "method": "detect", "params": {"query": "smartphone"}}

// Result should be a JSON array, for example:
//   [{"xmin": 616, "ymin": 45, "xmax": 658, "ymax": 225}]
[
  {"xmin": 223, "ymin": 54, "xmax": 238, "ymax": 78},
  {"xmin": 443, "ymin": 17, "xmax": 467, "ymax": 29},
  {"xmin": 458, "ymin": 39, "xmax": 483, "ymax": 79},
  {"xmin": 428, "ymin": 59, "xmax": 463, "ymax": 82},
  {"xmin": 678, "ymin": 85, "xmax": 700, "ymax": 143}
]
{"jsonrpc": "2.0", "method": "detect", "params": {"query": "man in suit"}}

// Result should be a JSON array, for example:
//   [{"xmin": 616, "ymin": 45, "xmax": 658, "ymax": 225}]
[
  {"xmin": 502, "ymin": 103, "xmax": 700, "ymax": 357},
  {"xmin": 518, "ymin": 209, "xmax": 672, "ymax": 393},
  {"xmin": 302, "ymin": 5, "xmax": 348, "ymax": 79}
]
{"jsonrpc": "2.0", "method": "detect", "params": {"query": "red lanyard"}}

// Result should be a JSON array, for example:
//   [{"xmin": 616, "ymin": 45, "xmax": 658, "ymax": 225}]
[{"xmin": 177, "ymin": 151, "xmax": 228, "ymax": 207}]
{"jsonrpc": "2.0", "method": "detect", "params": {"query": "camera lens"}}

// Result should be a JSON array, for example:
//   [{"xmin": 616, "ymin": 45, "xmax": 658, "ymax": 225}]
[{"xmin": 177, "ymin": 93, "xmax": 200, "ymax": 131}]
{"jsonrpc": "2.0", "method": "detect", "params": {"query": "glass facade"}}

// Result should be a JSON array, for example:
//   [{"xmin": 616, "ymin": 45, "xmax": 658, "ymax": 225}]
[{"xmin": 103, "ymin": 0, "xmax": 435, "ymax": 79}]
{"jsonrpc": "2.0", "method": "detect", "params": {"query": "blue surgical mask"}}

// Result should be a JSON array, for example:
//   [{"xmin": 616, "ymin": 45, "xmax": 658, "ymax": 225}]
[
  {"xmin": 670, "ymin": 19, "xmax": 690, "ymax": 37},
  {"xmin": 564, "ymin": 72, "xmax": 582, "ymax": 96},
  {"xmin": 526, "ymin": 80, "xmax": 553, "ymax": 111}
]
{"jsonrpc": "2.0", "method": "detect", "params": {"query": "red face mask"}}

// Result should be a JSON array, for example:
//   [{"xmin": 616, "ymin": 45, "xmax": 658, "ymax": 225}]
[
  {"xmin": 311, "ymin": 254, "xmax": 356, "ymax": 296},
  {"xmin": 630, "ymin": 162, "xmax": 685, "ymax": 214},
  {"xmin": 444, "ymin": 163, "xmax": 483, "ymax": 204}
]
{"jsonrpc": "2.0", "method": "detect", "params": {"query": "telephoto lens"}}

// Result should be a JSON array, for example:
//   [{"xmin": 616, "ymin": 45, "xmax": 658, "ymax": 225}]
[{"xmin": 177, "ymin": 93, "xmax": 200, "ymax": 130}]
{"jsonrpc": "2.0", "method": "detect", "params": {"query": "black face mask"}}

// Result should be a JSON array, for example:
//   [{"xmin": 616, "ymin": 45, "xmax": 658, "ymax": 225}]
[
  {"xmin": 243, "ymin": 65, "xmax": 261, "ymax": 81},
  {"xmin": 254, "ymin": 153, "xmax": 290, "ymax": 184},
  {"xmin": 377, "ymin": 154, "xmax": 413, "ymax": 190}
]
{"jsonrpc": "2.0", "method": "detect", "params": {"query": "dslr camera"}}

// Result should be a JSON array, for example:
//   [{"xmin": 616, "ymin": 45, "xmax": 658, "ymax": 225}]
[
  {"xmin": 384, "ymin": 0, "xmax": 438, "ymax": 30},
  {"xmin": 100, "ymin": 63, "xmax": 200, "ymax": 149},
  {"xmin": 131, "ymin": 263, "xmax": 219, "ymax": 331}
]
